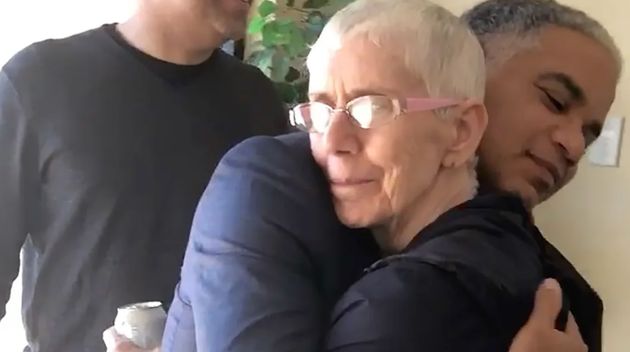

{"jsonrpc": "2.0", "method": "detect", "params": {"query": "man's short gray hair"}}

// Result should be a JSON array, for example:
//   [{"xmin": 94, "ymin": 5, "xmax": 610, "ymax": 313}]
[
  {"xmin": 307, "ymin": 0, "xmax": 486, "ymax": 101},
  {"xmin": 463, "ymin": 0, "xmax": 623, "ymax": 78}
]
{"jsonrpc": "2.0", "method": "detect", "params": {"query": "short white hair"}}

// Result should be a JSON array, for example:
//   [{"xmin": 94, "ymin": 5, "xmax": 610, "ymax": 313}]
[
  {"xmin": 306, "ymin": 0, "xmax": 486, "ymax": 101},
  {"xmin": 308, "ymin": 0, "xmax": 483, "ymax": 195}
]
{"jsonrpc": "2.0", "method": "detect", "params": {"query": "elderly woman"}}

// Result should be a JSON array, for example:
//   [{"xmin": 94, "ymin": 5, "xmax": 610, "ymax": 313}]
[{"xmin": 286, "ymin": 0, "xmax": 593, "ymax": 350}]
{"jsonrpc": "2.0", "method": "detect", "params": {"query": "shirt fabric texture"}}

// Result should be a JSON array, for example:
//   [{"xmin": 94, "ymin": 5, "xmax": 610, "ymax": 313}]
[{"xmin": 0, "ymin": 24, "xmax": 287, "ymax": 352}]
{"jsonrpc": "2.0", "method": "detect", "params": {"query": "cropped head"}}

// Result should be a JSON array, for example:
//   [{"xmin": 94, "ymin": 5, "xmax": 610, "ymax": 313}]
[
  {"xmin": 464, "ymin": 0, "xmax": 622, "ymax": 208},
  {"xmin": 293, "ymin": 0, "xmax": 488, "ymax": 250},
  {"xmin": 146, "ymin": 0, "xmax": 253, "ymax": 44}
]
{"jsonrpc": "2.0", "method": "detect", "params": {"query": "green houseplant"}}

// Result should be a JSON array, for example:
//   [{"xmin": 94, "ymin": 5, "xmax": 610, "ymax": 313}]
[{"xmin": 246, "ymin": 0, "xmax": 353, "ymax": 104}]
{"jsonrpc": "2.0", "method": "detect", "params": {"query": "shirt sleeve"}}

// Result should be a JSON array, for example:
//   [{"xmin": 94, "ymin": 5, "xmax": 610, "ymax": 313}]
[
  {"xmin": 326, "ymin": 262, "xmax": 504, "ymax": 352},
  {"xmin": 178, "ymin": 135, "xmax": 326, "ymax": 352},
  {"xmin": 0, "ymin": 70, "xmax": 36, "ymax": 319}
]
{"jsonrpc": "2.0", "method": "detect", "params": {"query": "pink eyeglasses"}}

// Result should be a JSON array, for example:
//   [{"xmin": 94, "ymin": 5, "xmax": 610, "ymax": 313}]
[{"xmin": 289, "ymin": 95, "xmax": 461, "ymax": 133}]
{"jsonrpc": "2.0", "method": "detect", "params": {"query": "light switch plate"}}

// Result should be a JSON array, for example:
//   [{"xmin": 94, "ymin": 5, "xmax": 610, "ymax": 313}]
[{"xmin": 588, "ymin": 116, "xmax": 625, "ymax": 167}]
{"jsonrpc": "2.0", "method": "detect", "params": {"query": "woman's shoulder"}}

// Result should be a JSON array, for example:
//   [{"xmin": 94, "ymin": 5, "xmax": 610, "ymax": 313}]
[
  {"xmin": 333, "ymin": 193, "xmax": 546, "ymax": 337},
  {"xmin": 398, "ymin": 192, "xmax": 545, "ymax": 292},
  {"xmin": 328, "ymin": 246, "xmax": 536, "ymax": 350},
  {"xmin": 327, "ymin": 261, "xmax": 506, "ymax": 351}
]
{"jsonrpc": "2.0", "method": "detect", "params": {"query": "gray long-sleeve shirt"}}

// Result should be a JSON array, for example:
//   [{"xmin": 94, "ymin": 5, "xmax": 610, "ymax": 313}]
[{"xmin": 0, "ymin": 24, "xmax": 287, "ymax": 352}]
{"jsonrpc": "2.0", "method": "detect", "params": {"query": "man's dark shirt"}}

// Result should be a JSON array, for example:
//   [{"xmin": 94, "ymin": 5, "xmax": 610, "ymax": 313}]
[{"xmin": 0, "ymin": 24, "xmax": 287, "ymax": 352}]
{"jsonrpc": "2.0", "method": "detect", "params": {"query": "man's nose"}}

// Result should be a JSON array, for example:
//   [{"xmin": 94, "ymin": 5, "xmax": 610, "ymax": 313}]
[{"xmin": 550, "ymin": 118, "xmax": 586, "ymax": 165}]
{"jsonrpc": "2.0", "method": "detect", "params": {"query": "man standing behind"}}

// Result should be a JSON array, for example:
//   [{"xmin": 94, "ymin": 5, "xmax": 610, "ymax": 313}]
[{"xmin": 0, "ymin": 0, "xmax": 287, "ymax": 351}]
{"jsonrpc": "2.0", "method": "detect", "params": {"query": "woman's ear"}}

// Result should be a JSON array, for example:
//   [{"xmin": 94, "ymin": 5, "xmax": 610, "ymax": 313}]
[{"xmin": 442, "ymin": 99, "xmax": 488, "ymax": 168}]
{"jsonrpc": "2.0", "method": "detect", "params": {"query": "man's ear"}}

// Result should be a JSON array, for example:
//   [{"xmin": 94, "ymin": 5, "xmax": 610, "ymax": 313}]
[{"xmin": 442, "ymin": 100, "xmax": 488, "ymax": 168}]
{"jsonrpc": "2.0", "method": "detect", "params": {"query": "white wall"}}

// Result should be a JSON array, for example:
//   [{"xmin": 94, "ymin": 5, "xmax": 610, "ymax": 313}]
[
  {"xmin": 0, "ymin": 0, "xmax": 136, "ymax": 65},
  {"xmin": 0, "ymin": 2, "xmax": 136, "ymax": 350}
]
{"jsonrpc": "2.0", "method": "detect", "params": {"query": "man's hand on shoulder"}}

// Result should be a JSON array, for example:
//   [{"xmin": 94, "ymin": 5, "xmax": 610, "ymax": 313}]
[{"xmin": 509, "ymin": 279, "xmax": 588, "ymax": 352}]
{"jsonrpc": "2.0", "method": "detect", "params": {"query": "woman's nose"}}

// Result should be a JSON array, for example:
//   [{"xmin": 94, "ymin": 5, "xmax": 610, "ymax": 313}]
[{"xmin": 322, "ymin": 110, "xmax": 360, "ymax": 155}]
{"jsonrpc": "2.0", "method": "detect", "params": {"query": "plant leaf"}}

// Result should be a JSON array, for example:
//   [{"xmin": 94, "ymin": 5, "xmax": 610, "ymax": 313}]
[
  {"xmin": 303, "ymin": 0, "xmax": 329, "ymax": 9},
  {"xmin": 304, "ymin": 11, "xmax": 326, "ymax": 44},
  {"xmin": 294, "ymin": 80, "xmax": 310, "ymax": 103},
  {"xmin": 329, "ymin": 0, "xmax": 355, "ymax": 9},
  {"xmin": 247, "ymin": 15, "xmax": 265, "ymax": 34},
  {"xmin": 262, "ymin": 22, "xmax": 292, "ymax": 46},
  {"xmin": 270, "ymin": 52, "xmax": 291, "ymax": 81},
  {"xmin": 261, "ymin": 22, "xmax": 279, "ymax": 47},
  {"xmin": 247, "ymin": 49, "xmax": 275, "ymax": 78},
  {"xmin": 275, "ymin": 82, "xmax": 298, "ymax": 104},
  {"xmin": 306, "ymin": 11, "xmax": 325, "ymax": 26},
  {"xmin": 285, "ymin": 67, "xmax": 301, "ymax": 82},
  {"xmin": 258, "ymin": 0, "xmax": 278, "ymax": 17},
  {"xmin": 276, "ymin": 19, "xmax": 297, "ymax": 34},
  {"xmin": 286, "ymin": 28, "xmax": 306, "ymax": 57}
]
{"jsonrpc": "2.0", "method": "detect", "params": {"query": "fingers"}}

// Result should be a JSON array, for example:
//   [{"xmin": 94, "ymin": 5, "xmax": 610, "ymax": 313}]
[
  {"xmin": 565, "ymin": 313, "xmax": 583, "ymax": 339},
  {"xmin": 103, "ymin": 326, "xmax": 122, "ymax": 350},
  {"xmin": 103, "ymin": 326, "xmax": 136, "ymax": 352},
  {"xmin": 563, "ymin": 314, "xmax": 588, "ymax": 351},
  {"xmin": 511, "ymin": 281, "xmax": 588, "ymax": 352},
  {"xmin": 528, "ymin": 278, "xmax": 563, "ymax": 329},
  {"xmin": 103, "ymin": 326, "xmax": 160, "ymax": 352}
]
